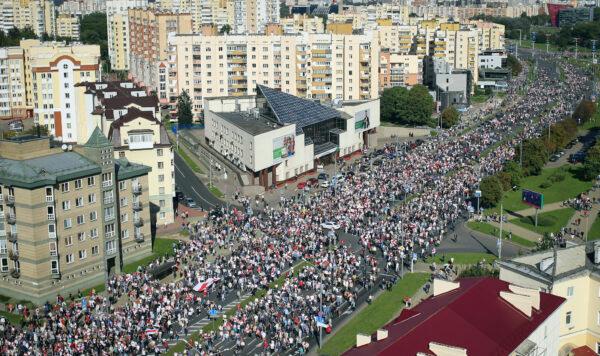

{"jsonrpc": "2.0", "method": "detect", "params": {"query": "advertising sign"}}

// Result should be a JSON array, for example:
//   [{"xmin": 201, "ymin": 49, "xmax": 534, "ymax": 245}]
[
  {"xmin": 354, "ymin": 109, "xmax": 371, "ymax": 132},
  {"xmin": 273, "ymin": 134, "xmax": 295, "ymax": 163},
  {"xmin": 522, "ymin": 189, "xmax": 544, "ymax": 209}
]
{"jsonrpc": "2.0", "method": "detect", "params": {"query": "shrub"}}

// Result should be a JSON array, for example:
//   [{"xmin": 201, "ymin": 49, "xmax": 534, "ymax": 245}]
[{"xmin": 539, "ymin": 181, "xmax": 552, "ymax": 189}]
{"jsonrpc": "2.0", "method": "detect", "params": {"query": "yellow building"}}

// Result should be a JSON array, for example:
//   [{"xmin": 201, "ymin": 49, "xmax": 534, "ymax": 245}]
[
  {"xmin": 0, "ymin": 47, "xmax": 28, "ymax": 119},
  {"xmin": 327, "ymin": 21, "xmax": 354, "ymax": 35},
  {"xmin": 280, "ymin": 14, "xmax": 324, "ymax": 34},
  {"xmin": 0, "ymin": 0, "xmax": 56, "ymax": 37},
  {"xmin": 106, "ymin": 0, "xmax": 150, "ymax": 71},
  {"xmin": 379, "ymin": 51, "xmax": 422, "ymax": 89},
  {"xmin": 0, "ymin": 133, "xmax": 152, "ymax": 304},
  {"xmin": 18, "ymin": 40, "xmax": 101, "ymax": 142},
  {"xmin": 56, "ymin": 14, "xmax": 80, "ymax": 40},
  {"xmin": 470, "ymin": 20, "xmax": 506, "ymax": 51},
  {"xmin": 499, "ymin": 243, "xmax": 600, "ymax": 355}
]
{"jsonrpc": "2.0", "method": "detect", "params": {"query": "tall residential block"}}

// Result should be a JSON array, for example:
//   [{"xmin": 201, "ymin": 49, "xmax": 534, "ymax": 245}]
[
  {"xmin": 0, "ymin": 0, "xmax": 56, "ymax": 37},
  {"xmin": 106, "ymin": 0, "xmax": 148, "ymax": 71},
  {"xmin": 56, "ymin": 14, "xmax": 81, "ymax": 40},
  {"xmin": 0, "ymin": 132, "xmax": 151, "ymax": 304},
  {"xmin": 0, "ymin": 47, "xmax": 28, "ymax": 120},
  {"xmin": 168, "ymin": 33, "xmax": 380, "ymax": 120}
]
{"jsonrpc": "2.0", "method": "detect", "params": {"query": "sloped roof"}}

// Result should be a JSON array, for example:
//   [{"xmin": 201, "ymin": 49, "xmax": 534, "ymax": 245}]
[
  {"xmin": 84, "ymin": 127, "xmax": 111, "ymax": 148},
  {"xmin": 256, "ymin": 85, "xmax": 342, "ymax": 129},
  {"xmin": 114, "ymin": 158, "xmax": 151, "ymax": 180},
  {"xmin": 344, "ymin": 278, "xmax": 565, "ymax": 356}
]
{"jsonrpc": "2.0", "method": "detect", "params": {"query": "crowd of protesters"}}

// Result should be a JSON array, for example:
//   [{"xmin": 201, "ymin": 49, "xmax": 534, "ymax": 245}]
[{"xmin": 0, "ymin": 57, "xmax": 593, "ymax": 355}]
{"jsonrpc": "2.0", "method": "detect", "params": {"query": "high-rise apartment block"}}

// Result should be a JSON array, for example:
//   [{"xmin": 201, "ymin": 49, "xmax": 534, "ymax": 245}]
[
  {"xmin": 0, "ymin": 47, "xmax": 28, "ymax": 120},
  {"xmin": 168, "ymin": 33, "xmax": 380, "ymax": 120},
  {"xmin": 106, "ymin": 0, "xmax": 148, "ymax": 71},
  {"xmin": 0, "ymin": 132, "xmax": 151, "ymax": 304},
  {"xmin": 128, "ymin": 8, "xmax": 193, "ymax": 90},
  {"xmin": 0, "ymin": 0, "xmax": 56, "ymax": 37},
  {"xmin": 56, "ymin": 14, "xmax": 81, "ymax": 40}
]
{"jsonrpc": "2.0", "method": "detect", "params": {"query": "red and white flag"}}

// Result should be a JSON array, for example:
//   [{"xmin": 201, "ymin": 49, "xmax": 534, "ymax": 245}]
[
  {"xmin": 193, "ymin": 277, "xmax": 221, "ymax": 292},
  {"xmin": 146, "ymin": 327, "xmax": 159, "ymax": 335}
]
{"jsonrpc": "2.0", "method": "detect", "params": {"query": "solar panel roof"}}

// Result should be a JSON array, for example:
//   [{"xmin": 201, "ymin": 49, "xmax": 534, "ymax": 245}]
[{"xmin": 257, "ymin": 85, "xmax": 342, "ymax": 129}]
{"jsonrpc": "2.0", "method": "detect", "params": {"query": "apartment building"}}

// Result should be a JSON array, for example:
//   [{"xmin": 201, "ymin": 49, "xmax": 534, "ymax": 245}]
[
  {"xmin": 128, "ymin": 8, "xmax": 193, "ymax": 91},
  {"xmin": 0, "ymin": 0, "xmax": 56, "ymax": 37},
  {"xmin": 499, "ymin": 243, "xmax": 600, "ymax": 355},
  {"xmin": 58, "ymin": 0, "xmax": 106, "ymax": 15},
  {"xmin": 0, "ymin": 132, "xmax": 151, "ymax": 304},
  {"xmin": 280, "ymin": 14, "xmax": 325, "ymax": 34},
  {"xmin": 17, "ymin": 40, "xmax": 101, "ymax": 142},
  {"xmin": 0, "ymin": 47, "xmax": 28, "ymax": 120},
  {"xmin": 168, "ymin": 32, "xmax": 380, "ymax": 119},
  {"xmin": 56, "ymin": 14, "xmax": 81, "ymax": 40},
  {"xmin": 433, "ymin": 26, "xmax": 480, "ymax": 83},
  {"xmin": 231, "ymin": 0, "xmax": 280, "ymax": 34},
  {"xmin": 379, "ymin": 52, "xmax": 422, "ymax": 88},
  {"xmin": 470, "ymin": 20, "xmax": 505, "ymax": 51},
  {"xmin": 75, "ymin": 81, "xmax": 175, "ymax": 225},
  {"xmin": 106, "ymin": 0, "xmax": 149, "ymax": 71}
]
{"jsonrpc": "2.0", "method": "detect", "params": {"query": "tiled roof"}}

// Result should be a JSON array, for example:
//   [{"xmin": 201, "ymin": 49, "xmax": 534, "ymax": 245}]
[{"xmin": 84, "ymin": 127, "xmax": 112, "ymax": 148}]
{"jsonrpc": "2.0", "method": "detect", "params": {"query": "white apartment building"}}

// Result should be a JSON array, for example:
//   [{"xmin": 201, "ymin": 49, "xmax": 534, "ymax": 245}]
[
  {"xmin": 232, "ymin": 0, "xmax": 280, "ymax": 34},
  {"xmin": 106, "ymin": 0, "xmax": 148, "ymax": 71},
  {"xmin": 0, "ymin": 47, "xmax": 27, "ymax": 120},
  {"xmin": 168, "ymin": 32, "xmax": 380, "ymax": 120}
]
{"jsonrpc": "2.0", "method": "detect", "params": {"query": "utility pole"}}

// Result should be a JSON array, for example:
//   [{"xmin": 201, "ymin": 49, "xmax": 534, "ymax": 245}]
[
  {"xmin": 546, "ymin": 33, "xmax": 549, "ymax": 54},
  {"xmin": 519, "ymin": 139, "xmax": 523, "ymax": 168},
  {"xmin": 498, "ymin": 204, "xmax": 503, "ymax": 259},
  {"xmin": 592, "ymin": 40, "xmax": 597, "ymax": 64},
  {"xmin": 575, "ymin": 38, "xmax": 579, "ymax": 59}
]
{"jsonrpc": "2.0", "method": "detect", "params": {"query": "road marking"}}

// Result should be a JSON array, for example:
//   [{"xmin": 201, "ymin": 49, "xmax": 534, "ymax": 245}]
[
  {"xmin": 192, "ymin": 186, "xmax": 217, "ymax": 208},
  {"xmin": 175, "ymin": 165, "xmax": 186, "ymax": 179}
]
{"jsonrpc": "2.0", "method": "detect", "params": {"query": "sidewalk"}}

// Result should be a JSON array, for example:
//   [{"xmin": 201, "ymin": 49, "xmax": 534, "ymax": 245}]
[
  {"xmin": 566, "ymin": 188, "xmax": 600, "ymax": 240},
  {"xmin": 487, "ymin": 220, "xmax": 542, "ymax": 242},
  {"xmin": 155, "ymin": 205, "xmax": 207, "ymax": 237}
]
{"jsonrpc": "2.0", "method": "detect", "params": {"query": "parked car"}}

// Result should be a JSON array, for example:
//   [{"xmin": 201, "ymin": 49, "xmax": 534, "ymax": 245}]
[
  {"xmin": 317, "ymin": 173, "xmax": 329, "ymax": 181},
  {"xmin": 549, "ymin": 154, "xmax": 559, "ymax": 162},
  {"xmin": 321, "ymin": 221, "xmax": 340, "ymax": 230},
  {"xmin": 185, "ymin": 197, "xmax": 197, "ymax": 208}
]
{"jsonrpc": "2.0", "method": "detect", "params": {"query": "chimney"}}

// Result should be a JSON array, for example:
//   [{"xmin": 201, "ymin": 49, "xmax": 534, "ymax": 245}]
[{"xmin": 377, "ymin": 329, "xmax": 388, "ymax": 341}]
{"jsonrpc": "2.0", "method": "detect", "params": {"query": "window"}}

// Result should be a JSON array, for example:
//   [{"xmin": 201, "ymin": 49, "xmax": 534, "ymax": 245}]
[
  {"xmin": 76, "ymin": 215, "xmax": 85, "ymax": 225},
  {"xmin": 89, "ymin": 211, "xmax": 97, "ymax": 221},
  {"xmin": 88, "ymin": 193, "xmax": 96, "ymax": 204},
  {"xmin": 1, "ymin": 258, "xmax": 8, "ymax": 272},
  {"xmin": 61, "ymin": 182, "xmax": 69, "ymax": 192},
  {"xmin": 87, "ymin": 176, "xmax": 95, "ymax": 186},
  {"xmin": 119, "ymin": 181, "xmax": 127, "ymax": 191},
  {"xmin": 62, "ymin": 200, "xmax": 71, "ymax": 211},
  {"xmin": 64, "ymin": 235, "xmax": 72, "ymax": 246},
  {"xmin": 63, "ymin": 218, "xmax": 72, "ymax": 229},
  {"xmin": 66, "ymin": 253, "xmax": 74, "ymax": 264},
  {"xmin": 159, "ymin": 199, "xmax": 165, "ymax": 207},
  {"xmin": 0, "ymin": 240, "xmax": 6, "ymax": 254},
  {"xmin": 105, "ymin": 223, "xmax": 115, "ymax": 238},
  {"xmin": 105, "ymin": 240, "xmax": 116, "ymax": 254},
  {"xmin": 77, "ymin": 232, "xmax": 85, "ymax": 242},
  {"xmin": 51, "ymin": 260, "xmax": 59, "ymax": 274},
  {"xmin": 49, "ymin": 241, "xmax": 57, "ymax": 256},
  {"xmin": 121, "ymin": 229, "xmax": 129, "ymax": 239},
  {"xmin": 567, "ymin": 286, "xmax": 574, "ymax": 297},
  {"xmin": 91, "ymin": 245, "xmax": 99, "ymax": 255},
  {"xmin": 78, "ymin": 250, "xmax": 87, "ymax": 260},
  {"xmin": 90, "ymin": 228, "xmax": 98, "ymax": 239},
  {"xmin": 566, "ymin": 311, "xmax": 572, "ymax": 325},
  {"xmin": 158, "ymin": 162, "xmax": 164, "ymax": 169},
  {"xmin": 158, "ymin": 174, "xmax": 164, "ymax": 182},
  {"xmin": 597, "ymin": 342, "xmax": 600, "ymax": 354},
  {"xmin": 74, "ymin": 179, "xmax": 82, "ymax": 190},
  {"xmin": 104, "ymin": 206, "xmax": 115, "ymax": 221},
  {"xmin": 75, "ymin": 197, "xmax": 83, "ymax": 207},
  {"xmin": 157, "ymin": 148, "xmax": 163, "ymax": 156},
  {"xmin": 159, "ymin": 212, "xmax": 166, "ymax": 219},
  {"xmin": 120, "ymin": 197, "xmax": 128, "ymax": 207}
]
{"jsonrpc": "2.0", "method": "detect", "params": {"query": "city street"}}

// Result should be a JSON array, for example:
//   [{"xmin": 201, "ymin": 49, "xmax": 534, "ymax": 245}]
[{"xmin": 174, "ymin": 152, "xmax": 224, "ymax": 210}]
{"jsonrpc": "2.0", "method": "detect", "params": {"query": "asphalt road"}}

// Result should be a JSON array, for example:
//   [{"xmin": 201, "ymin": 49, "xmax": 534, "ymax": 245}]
[{"xmin": 174, "ymin": 152, "xmax": 224, "ymax": 210}]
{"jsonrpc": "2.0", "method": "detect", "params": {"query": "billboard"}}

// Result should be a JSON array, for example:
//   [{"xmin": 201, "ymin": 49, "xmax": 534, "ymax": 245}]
[
  {"xmin": 273, "ymin": 134, "xmax": 295, "ymax": 163},
  {"xmin": 522, "ymin": 189, "xmax": 544, "ymax": 209},
  {"xmin": 354, "ymin": 109, "xmax": 371, "ymax": 132}
]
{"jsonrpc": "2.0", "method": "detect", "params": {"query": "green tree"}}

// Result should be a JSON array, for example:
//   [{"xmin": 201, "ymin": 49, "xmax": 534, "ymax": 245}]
[
  {"xmin": 573, "ymin": 100, "xmax": 597, "ymax": 125},
  {"xmin": 280, "ymin": 3, "xmax": 290, "ymax": 18},
  {"xmin": 380, "ymin": 86, "xmax": 434, "ymax": 126},
  {"xmin": 503, "ymin": 160, "xmax": 523, "ymax": 187},
  {"xmin": 380, "ymin": 86, "xmax": 410, "ymax": 124},
  {"xmin": 80, "ymin": 12, "xmax": 108, "ymax": 60},
  {"xmin": 521, "ymin": 138, "xmax": 547, "ymax": 176},
  {"xmin": 479, "ymin": 175, "xmax": 504, "ymax": 208},
  {"xmin": 407, "ymin": 85, "xmax": 434, "ymax": 125},
  {"xmin": 219, "ymin": 24, "xmax": 232, "ymax": 34},
  {"xmin": 177, "ymin": 90, "xmax": 193, "ymax": 125},
  {"xmin": 440, "ymin": 106, "xmax": 460, "ymax": 128},
  {"xmin": 506, "ymin": 54, "xmax": 522, "ymax": 76},
  {"xmin": 0, "ymin": 27, "xmax": 37, "ymax": 47},
  {"xmin": 583, "ymin": 143, "xmax": 600, "ymax": 181}
]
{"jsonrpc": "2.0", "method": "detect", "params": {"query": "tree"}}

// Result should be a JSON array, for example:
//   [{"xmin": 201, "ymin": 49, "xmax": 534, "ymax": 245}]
[
  {"xmin": 407, "ymin": 85, "xmax": 434, "ymax": 125},
  {"xmin": 521, "ymin": 138, "xmax": 547, "ymax": 176},
  {"xmin": 440, "ymin": 106, "xmax": 460, "ymax": 128},
  {"xmin": 80, "ymin": 12, "xmax": 108, "ymax": 60},
  {"xmin": 479, "ymin": 175, "xmax": 504, "ymax": 208},
  {"xmin": 380, "ymin": 86, "xmax": 434, "ymax": 126},
  {"xmin": 219, "ymin": 24, "xmax": 232, "ymax": 35},
  {"xmin": 583, "ymin": 142, "xmax": 600, "ymax": 180},
  {"xmin": 177, "ymin": 90, "xmax": 193, "ymax": 125},
  {"xmin": 506, "ymin": 54, "xmax": 522, "ymax": 76},
  {"xmin": 503, "ymin": 160, "xmax": 523, "ymax": 187},
  {"xmin": 280, "ymin": 3, "xmax": 290, "ymax": 18},
  {"xmin": 573, "ymin": 100, "xmax": 597, "ymax": 125},
  {"xmin": 0, "ymin": 27, "xmax": 37, "ymax": 47}
]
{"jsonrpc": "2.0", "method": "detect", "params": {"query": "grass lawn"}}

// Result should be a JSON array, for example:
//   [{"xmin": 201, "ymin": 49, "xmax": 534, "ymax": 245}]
[
  {"xmin": 320, "ymin": 273, "xmax": 429, "ymax": 356},
  {"xmin": 585, "ymin": 215, "xmax": 600, "ymax": 241},
  {"xmin": 425, "ymin": 252, "xmax": 497, "ymax": 265},
  {"xmin": 471, "ymin": 94, "xmax": 490, "ymax": 103},
  {"xmin": 510, "ymin": 207, "xmax": 575, "ymax": 235},
  {"xmin": 81, "ymin": 282, "xmax": 106, "ymax": 297},
  {"xmin": 467, "ymin": 221, "xmax": 536, "ymax": 248},
  {"xmin": 177, "ymin": 147, "xmax": 204, "ymax": 174},
  {"xmin": 208, "ymin": 184, "xmax": 224, "ymax": 198},
  {"xmin": 122, "ymin": 238, "xmax": 175, "ymax": 274},
  {"xmin": 0, "ymin": 310, "xmax": 23, "ymax": 325},
  {"xmin": 578, "ymin": 104, "xmax": 600, "ymax": 132},
  {"xmin": 487, "ymin": 166, "xmax": 593, "ymax": 215}
]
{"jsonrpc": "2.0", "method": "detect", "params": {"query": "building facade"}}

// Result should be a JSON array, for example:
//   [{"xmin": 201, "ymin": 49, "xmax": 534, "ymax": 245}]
[
  {"xmin": 0, "ymin": 133, "xmax": 151, "ymax": 304},
  {"xmin": 0, "ymin": 0, "xmax": 56, "ymax": 37},
  {"xmin": 0, "ymin": 47, "xmax": 28, "ymax": 120},
  {"xmin": 106, "ymin": 0, "xmax": 149, "ymax": 71},
  {"xmin": 56, "ymin": 14, "xmax": 81, "ymax": 40}
]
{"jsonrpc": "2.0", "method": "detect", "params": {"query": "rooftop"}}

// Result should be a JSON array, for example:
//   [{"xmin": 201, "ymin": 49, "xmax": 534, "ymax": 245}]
[
  {"xmin": 216, "ymin": 111, "xmax": 284, "ymax": 136},
  {"xmin": 115, "ymin": 158, "xmax": 151, "ymax": 180},
  {"xmin": 344, "ymin": 277, "xmax": 565, "ymax": 356}
]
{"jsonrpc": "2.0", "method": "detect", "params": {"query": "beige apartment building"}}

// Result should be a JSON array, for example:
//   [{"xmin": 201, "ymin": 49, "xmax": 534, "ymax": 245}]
[
  {"xmin": 0, "ymin": 132, "xmax": 151, "ymax": 304},
  {"xmin": 499, "ymin": 243, "xmax": 600, "ymax": 355},
  {"xmin": 0, "ymin": 0, "xmax": 56, "ymax": 37},
  {"xmin": 56, "ymin": 14, "xmax": 80, "ymax": 40},
  {"xmin": 106, "ymin": 0, "xmax": 149, "ymax": 71},
  {"xmin": 168, "ymin": 32, "xmax": 380, "ymax": 119},
  {"xmin": 470, "ymin": 20, "xmax": 505, "ymax": 51},
  {"xmin": 128, "ymin": 8, "xmax": 193, "ymax": 91},
  {"xmin": 280, "ymin": 14, "xmax": 324, "ymax": 34},
  {"xmin": 0, "ymin": 47, "xmax": 28, "ymax": 120},
  {"xmin": 379, "ymin": 52, "xmax": 422, "ymax": 88},
  {"xmin": 17, "ymin": 40, "xmax": 101, "ymax": 142}
]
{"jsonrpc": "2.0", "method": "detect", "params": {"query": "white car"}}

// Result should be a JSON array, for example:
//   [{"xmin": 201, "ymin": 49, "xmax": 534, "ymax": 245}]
[
  {"xmin": 321, "ymin": 221, "xmax": 340, "ymax": 230},
  {"xmin": 320, "ymin": 181, "xmax": 330, "ymax": 188}
]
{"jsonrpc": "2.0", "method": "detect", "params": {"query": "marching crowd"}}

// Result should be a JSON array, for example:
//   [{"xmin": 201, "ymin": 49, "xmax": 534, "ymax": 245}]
[{"xmin": 0, "ymin": 57, "xmax": 593, "ymax": 355}]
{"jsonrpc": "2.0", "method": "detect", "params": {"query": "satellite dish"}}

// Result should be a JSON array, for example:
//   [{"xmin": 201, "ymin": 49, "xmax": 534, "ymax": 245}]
[
  {"xmin": 67, "ymin": 145, "xmax": 73, "ymax": 151},
  {"xmin": 61, "ymin": 144, "xmax": 67, "ymax": 151}
]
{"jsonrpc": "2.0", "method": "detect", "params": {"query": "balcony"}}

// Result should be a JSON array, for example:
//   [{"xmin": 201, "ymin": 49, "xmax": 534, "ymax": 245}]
[
  {"xmin": 6, "ymin": 214, "xmax": 16, "ymax": 225},
  {"xmin": 104, "ymin": 197, "xmax": 114, "ymax": 205},
  {"xmin": 47, "ymin": 213, "xmax": 55, "ymax": 221},
  {"xmin": 133, "ymin": 202, "xmax": 143, "ymax": 211},
  {"xmin": 102, "ymin": 180, "xmax": 113, "ymax": 188},
  {"xmin": 51, "ymin": 271, "xmax": 61, "ymax": 279},
  {"xmin": 135, "ymin": 232, "xmax": 145, "ymax": 243},
  {"xmin": 9, "ymin": 251, "xmax": 18, "ymax": 260},
  {"xmin": 7, "ymin": 231, "xmax": 17, "ymax": 242},
  {"xmin": 10, "ymin": 269, "xmax": 19, "ymax": 279},
  {"xmin": 6, "ymin": 195, "xmax": 15, "ymax": 206},
  {"xmin": 104, "ymin": 215, "xmax": 115, "ymax": 222},
  {"xmin": 132, "ymin": 184, "xmax": 142, "ymax": 195},
  {"xmin": 0, "ymin": 194, "xmax": 3, "ymax": 203},
  {"xmin": 46, "ymin": 196, "xmax": 54, "ymax": 203},
  {"xmin": 49, "ymin": 232, "xmax": 56, "ymax": 239},
  {"xmin": 134, "ymin": 217, "xmax": 144, "ymax": 227}
]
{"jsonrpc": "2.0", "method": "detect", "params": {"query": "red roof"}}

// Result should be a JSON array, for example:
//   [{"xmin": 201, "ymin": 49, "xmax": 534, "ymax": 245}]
[
  {"xmin": 570, "ymin": 346, "xmax": 597, "ymax": 356},
  {"xmin": 344, "ymin": 278, "xmax": 565, "ymax": 356}
]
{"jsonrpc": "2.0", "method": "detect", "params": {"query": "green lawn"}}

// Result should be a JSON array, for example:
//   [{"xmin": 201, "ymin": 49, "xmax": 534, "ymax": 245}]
[
  {"xmin": 320, "ymin": 273, "xmax": 429, "ymax": 356},
  {"xmin": 471, "ymin": 94, "xmax": 490, "ymax": 103},
  {"xmin": 510, "ymin": 207, "xmax": 576, "ymax": 235},
  {"xmin": 585, "ymin": 214, "xmax": 600, "ymax": 241},
  {"xmin": 81, "ymin": 282, "xmax": 106, "ymax": 297},
  {"xmin": 578, "ymin": 104, "xmax": 600, "ymax": 132},
  {"xmin": 177, "ymin": 147, "xmax": 204, "ymax": 174},
  {"xmin": 467, "ymin": 221, "xmax": 536, "ymax": 248},
  {"xmin": 487, "ymin": 166, "xmax": 593, "ymax": 215},
  {"xmin": 208, "ymin": 184, "xmax": 224, "ymax": 198},
  {"xmin": 122, "ymin": 238, "xmax": 176, "ymax": 274},
  {"xmin": 425, "ymin": 252, "xmax": 497, "ymax": 265},
  {"xmin": 0, "ymin": 310, "xmax": 23, "ymax": 325}
]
